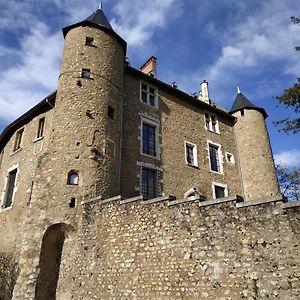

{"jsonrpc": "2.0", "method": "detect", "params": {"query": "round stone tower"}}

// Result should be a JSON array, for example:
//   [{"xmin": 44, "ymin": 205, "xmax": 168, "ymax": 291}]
[
  {"xmin": 229, "ymin": 90, "xmax": 281, "ymax": 201},
  {"xmin": 42, "ymin": 8, "xmax": 127, "ymax": 203}
]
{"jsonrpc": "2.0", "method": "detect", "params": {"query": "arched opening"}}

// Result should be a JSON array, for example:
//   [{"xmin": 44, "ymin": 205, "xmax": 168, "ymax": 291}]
[
  {"xmin": 67, "ymin": 170, "xmax": 79, "ymax": 185},
  {"xmin": 35, "ymin": 223, "xmax": 72, "ymax": 300}
]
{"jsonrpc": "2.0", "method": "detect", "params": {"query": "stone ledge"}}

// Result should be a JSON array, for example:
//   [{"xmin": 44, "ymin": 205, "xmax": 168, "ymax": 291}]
[
  {"xmin": 81, "ymin": 195, "xmax": 102, "ymax": 205},
  {"xmin": 121, "ymin": 195, "xmax": 143, "ymax": 204},
  {"xmin": 283, "ymin": 200, "xmax": 300, "ymax": 209},
  {"xmin": 236, "ymin": 195, "xmax": 284, "ymax": 208},
  {"xmin": 168, "ymin": 195, "xmax": 206, "ymax": 206},
  {"xmin": 199, "ymin": 195, "xmax": 240, "ymax": 207},
  {"xmin": 101, "ymin": 195, "xmax": 122, "ymax": 204},
  {"xmin": 142, "ymin": 195, "xmax": 170, "ymax": 205}
]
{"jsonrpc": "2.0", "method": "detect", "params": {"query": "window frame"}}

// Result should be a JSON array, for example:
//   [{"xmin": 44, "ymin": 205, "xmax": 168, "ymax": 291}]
[
  {"xmin": 81, "ymin": 68, "xmax": 92, "ymax": 79},
  {"xmin": 140, "ymin": 117, "xmax": 160, "ymax": 159},
  {"xmin": 208, "ymin": 141, "xmax": 223, "ymax": 174},
  {"xmin": 13, "ymin": 128, "xmax": 24, "ymax": 153},
  {"xmin": 204, "ymin": 113, "xmax": 220, "ymax": 134},
  {"xmin": 212, "ymin": 182, "xmax": 228, "ymax": 199},
  {"xmin": 184, "ymin": 141, "xmax": 198, "ymax": 167},
  {"xmin": 67, "ymin": 171, "xmax": 79, "ymax": 186},
  {"xmin": 36, "ymin": 117, "xmax": 45, "ymax": 140},
  {"xmin": 140, "ymin": 81, "xmax": 158, "ymax": 107},
  {"xmin": 225, "ymin": 152, "xmax": 235, "ymax": 164},
  {"xmin": 85, "ymin": 36, "xmax": 94, "ymax": 47},
  {"xmin": 141, "ymin": 167, "xmax": 159, "ymax": 200},
  {"xmin": 1, "ymin": 165, "xmax": 19, "ymax": 210}
]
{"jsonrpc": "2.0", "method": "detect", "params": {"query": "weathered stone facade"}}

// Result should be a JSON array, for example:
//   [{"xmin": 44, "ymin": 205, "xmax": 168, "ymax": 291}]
[{"xmin": 0, "ymin": 7, "xmax": 298, "ymax": 300}]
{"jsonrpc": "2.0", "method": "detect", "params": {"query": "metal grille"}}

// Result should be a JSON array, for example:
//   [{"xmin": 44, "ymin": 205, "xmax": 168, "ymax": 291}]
[{"xmin": 141, "ymin": 168, "xmax": 157, "ymax": 199}]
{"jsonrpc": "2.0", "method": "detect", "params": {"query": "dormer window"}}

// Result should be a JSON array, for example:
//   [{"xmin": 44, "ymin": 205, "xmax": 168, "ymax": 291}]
[
  {"xmin": 205, "ymin": 113, "xmax": 219, "ymax": 133},
  {"xmin": 140, "ymin": 82, "xmax": 157, "ymax": 107}
]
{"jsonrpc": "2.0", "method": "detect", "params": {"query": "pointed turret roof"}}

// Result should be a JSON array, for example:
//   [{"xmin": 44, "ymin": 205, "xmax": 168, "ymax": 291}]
[
  {"xmin": 229, "ymin": 89, "xmax": 268, "ymax": 118},
  {"xmin": 62, "ymin": 8, "xmax": 127, "ymax": 53}
]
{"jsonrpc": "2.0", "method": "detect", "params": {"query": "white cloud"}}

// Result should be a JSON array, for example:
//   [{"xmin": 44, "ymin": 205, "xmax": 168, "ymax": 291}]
[
  {"xmin": 274, "ymin": 149, "xmax": 300, "ymax": 167},
  {"xmin": 110, "ymin": 0, "xmax": 181, "ymax": 46}
]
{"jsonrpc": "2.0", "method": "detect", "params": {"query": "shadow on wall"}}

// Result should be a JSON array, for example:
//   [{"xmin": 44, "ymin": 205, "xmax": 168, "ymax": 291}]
[{"xmin": 35, "ymin": 223, "xmax": 73, "ymax": 300}]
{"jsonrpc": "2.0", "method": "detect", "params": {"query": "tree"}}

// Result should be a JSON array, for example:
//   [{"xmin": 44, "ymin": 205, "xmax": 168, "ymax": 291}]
[
  {"xmin": 274, "ymin": 17, "xmax": 300, "ymax": 134},
  {"xmin": 276, "ymin": 164, "xmax": 300, "ymax": 201}
]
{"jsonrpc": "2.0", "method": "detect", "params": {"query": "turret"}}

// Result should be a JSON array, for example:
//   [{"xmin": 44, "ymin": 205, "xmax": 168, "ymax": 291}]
[{"xmin": 229, "ymin": 89, "xmax": 281, "ymax": 201}]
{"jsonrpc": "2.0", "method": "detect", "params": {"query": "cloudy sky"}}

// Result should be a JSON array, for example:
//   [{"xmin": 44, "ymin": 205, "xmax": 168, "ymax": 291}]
[{"xmin": 0, "ymin": 0, "xmax": 299, "ymax": 166}]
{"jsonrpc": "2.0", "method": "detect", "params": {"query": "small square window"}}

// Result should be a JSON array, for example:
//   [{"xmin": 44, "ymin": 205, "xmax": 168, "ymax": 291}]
[
  {"xmin": 81, "ymin": 68, "xmax": 91, "ymax": 79},
  {"xmin": 226, "ymin": 152, "xmax": 235, "ymax": 164},
  {"xmin": 85, "ymin": 37, "xmax": 94, "ymax": 46},
  {"xmin": 13, "ymin": 128, "xmax": 24, "ymax": 152},
  {"xmin": 37, "ymin": 117, "xmax": 45, "ymax": 139},
  {"xmin": 212, "ymin": 183, "xmax": 228, "ymax": 199},
  {"xmin": 67, "ymin": 171, "xmax": 79, "ymax": 185},
  {"xmin": 108, "ymin": 106, "xmax": 115, "ymax": 119}
]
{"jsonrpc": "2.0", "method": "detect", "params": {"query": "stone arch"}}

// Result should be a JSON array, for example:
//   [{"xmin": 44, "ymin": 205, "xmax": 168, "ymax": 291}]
[{"xmin": 35, "ymin": 223, "xmax": 74, "ymax": 300}]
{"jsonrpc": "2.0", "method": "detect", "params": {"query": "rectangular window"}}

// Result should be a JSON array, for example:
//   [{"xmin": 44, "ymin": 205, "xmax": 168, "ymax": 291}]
[
  {"xmin": 81, "ymin": 68, "xmax": 91, "ymax": 78},
  {"xmin": 85, "ymin": 37, "xmax": 94, "ymax": 46},
  {"xmin": 13, "ymin": 128, "xmax": 24, "ymax": 152},
  {"xmin": 141, "ymin": 167, "xmax": 158, "ymax": 199},
  {"xmin": 140, "ymin": 82, "xmax": 157, "ymax": 107},
  {"xmin": 212, "ymin": 183, "xmax": 228, "ymax": 199},
  {"xmin": 37, "ymin": 117, "xmax": 45, "ymax": 138},
  {"xmin": 185, "ymin": 142, "xmax": 198, "ymax": 167},
  {"xmin": 205, "ymin": 113, "xmax": 219, "ymax": 133},
  {"xmin": 142, "ymin": 123, "xmax": 156, "ymax": 156},
  {"xmin": 3, "ymin": 169, "xmax": 17, "ymax": 208},
  {"xmin": 209, "ymin": 143, "xmax": 221, "ymax": 173}
]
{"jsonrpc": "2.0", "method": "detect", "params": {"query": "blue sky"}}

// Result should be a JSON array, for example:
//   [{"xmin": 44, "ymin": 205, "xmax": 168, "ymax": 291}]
[{"xmin": 0, "ymin": 0, "xmax": 299, "ymax": 166}]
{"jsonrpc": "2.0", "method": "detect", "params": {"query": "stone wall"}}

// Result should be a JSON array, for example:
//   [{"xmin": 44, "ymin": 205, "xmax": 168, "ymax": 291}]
[{"xmin": 52, "ymin": 196, "xmax": 300, "ymax": 300}]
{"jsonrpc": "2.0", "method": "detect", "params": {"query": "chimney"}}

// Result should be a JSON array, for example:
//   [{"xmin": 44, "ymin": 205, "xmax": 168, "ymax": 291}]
[
  {"xmin": 198, "ymin": 80, "xmax": 210, "ymax": 104},
  {"xmin": 140, "ymin": 56, "xmax": 157, "ymax": 78}
]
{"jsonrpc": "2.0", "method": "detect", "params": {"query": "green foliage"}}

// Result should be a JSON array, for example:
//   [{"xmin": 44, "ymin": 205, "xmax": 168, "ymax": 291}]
[
  {"xmin": 0, "ymin": 252, "xmax": 18, "ymax": 300},
  {"xmin": 274, "ymin": 17, "xmax": 300, "ymax": 134},
  {"xmin": 276, "ymin": 164, "xmax": 300, "ymax": 201}
]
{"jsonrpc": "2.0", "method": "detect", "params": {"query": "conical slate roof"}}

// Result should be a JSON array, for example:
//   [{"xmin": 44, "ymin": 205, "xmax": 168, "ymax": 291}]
[
  {"xmin": 62, "ymin": 8, "xmax": 127, "ymax": 53},
  {"xmin": 229, "ymin": 91, "xmax": 268, "ymax": 118}
]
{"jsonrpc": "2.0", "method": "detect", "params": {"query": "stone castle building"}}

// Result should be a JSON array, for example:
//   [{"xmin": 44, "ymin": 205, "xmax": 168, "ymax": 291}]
[{"xmin": 0, "ymin": 7, "xmax": 299, "ymax": 300}]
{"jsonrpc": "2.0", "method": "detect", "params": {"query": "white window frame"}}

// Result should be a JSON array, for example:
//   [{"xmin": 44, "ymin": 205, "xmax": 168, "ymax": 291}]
[
  {"xmin": 140, "ymin": 81, "xmax": 158, "ymax": 107},
  {"xmin": 225, "ymin": 152, "xmax": 235, "ymax": 164},
  {"xmin": 212, "ymin": 182, "xmax": 228, "ymax": 199},
  {"xmin": 1, "ymin": 164, "xmax": 19, "ymax": 211},
  {"xmin": 184, "ymin": 141, "xmax": 198, "ymax": 167},
  {"xmin": 140, "ymin": 117, "xmax": 160, "ymax": 160},
  {"xmin": 207, "ymin": 140, "xmax": 223, "ymax": 174},
  {"xmin": 204, "ymin": 112, "xmax": 219, "ymax": 134}
]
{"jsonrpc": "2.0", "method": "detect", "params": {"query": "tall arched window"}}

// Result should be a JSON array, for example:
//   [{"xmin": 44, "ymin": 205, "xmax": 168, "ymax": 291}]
[{"xmin": 67, "ymin": 171, "xmax": 79, "ymax": 185}]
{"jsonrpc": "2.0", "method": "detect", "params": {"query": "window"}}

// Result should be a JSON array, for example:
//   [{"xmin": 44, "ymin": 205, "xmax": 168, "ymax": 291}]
[
  {"xmin": 141, "ymin": 167, "xmax": 158, "ymax": 199},
  {"xmin": 212, "ymin": 183, "xmax": 228, "ymax": 199},
  {"xmin": 13, "ymin": 128, "xmax": 24, "ymax": 152},
  {"xmin": 3, "ymin": 169, "xmax": 17, "ymax": 208},
  {"xmin": 108, "ymin": 106, "xmax": 115, "ymax": 119},
  {"xmin": 142, "ymin": 123, "xmax": 156, "ymax": 156},
  {"xmin": 85, "ymin": 37, "xmax": 94, "ymax": 46},
  {"xmin": 81, "ymin": 68, "xmax": 91, "ymax": 79},
  {"xmin": 226, "ymin": 152, "xmax": 235, "ymax": 164},
  {"xmin": 185, "ymin": 142, "xmax": 198, "ymax": 167},
  {"xmin": 37, "ymin": 117, "xmax": 45, "ymax": 139},
  {"xmin": 140, "ymin": 82, "xmax": 157, "ymax": 107},
  {"xmin": 205, "ymin": 113, "xmax": 219, "ymax": 133},
  {"xmin": 67, "ymin": 171, "xmax": 79, "ymax": 185},
  {"xmin": 209, "ymin": 143, "xmax": 222, "ymax": 173}
]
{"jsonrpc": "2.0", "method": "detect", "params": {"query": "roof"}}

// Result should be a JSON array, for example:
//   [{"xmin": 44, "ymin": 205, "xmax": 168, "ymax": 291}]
[
  {"xmin": 0, "ymin": 92, "xmax": 56, "ymax": 153},
  {"xmin": 125, "ymin": 65, "xmax": 236, "ymax": 123},
  {"xmin": 229, "ymin": 92, "xmax": 268, "ymax": 118},
  {"xmin": 62, "ymin": 8, "xmax": 127, "ymax": 54}
]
